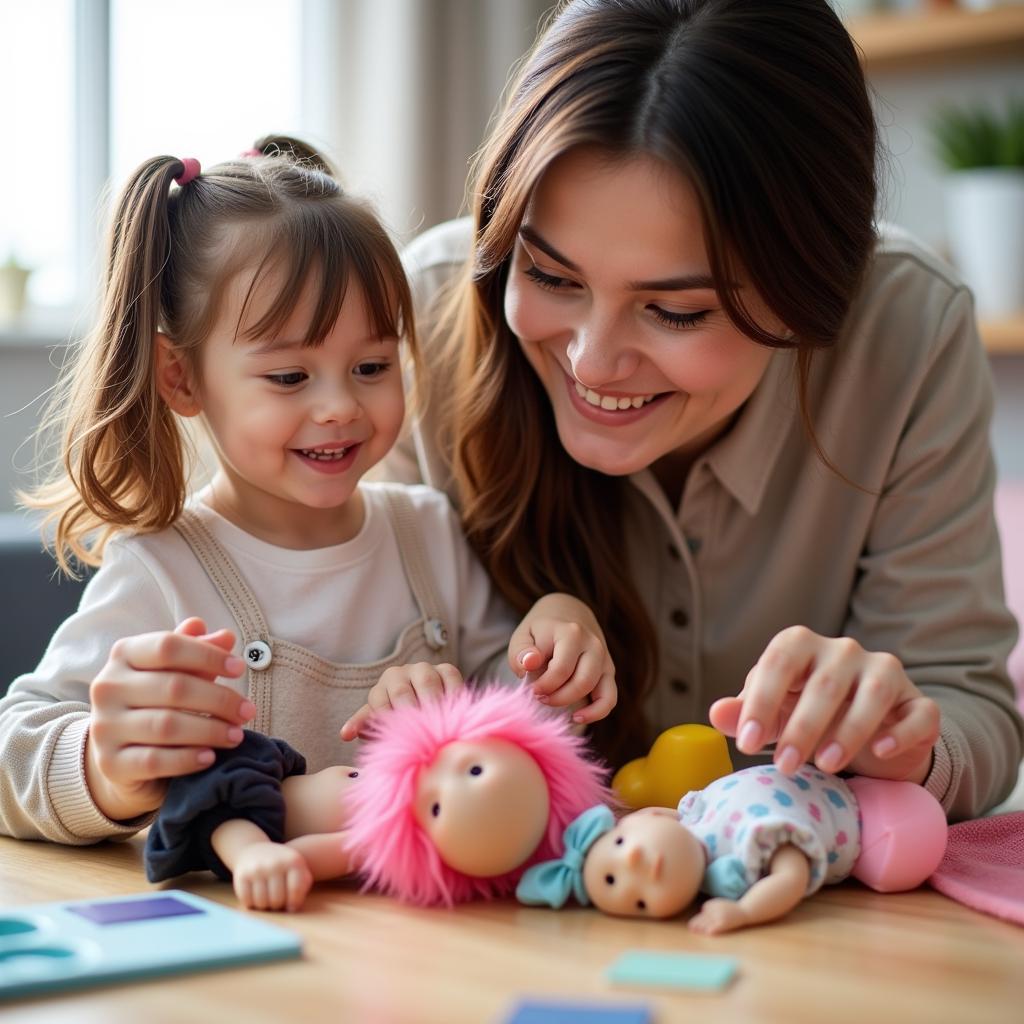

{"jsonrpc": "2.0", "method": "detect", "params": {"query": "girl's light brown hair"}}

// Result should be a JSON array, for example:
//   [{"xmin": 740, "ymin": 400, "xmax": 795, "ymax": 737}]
[
  {"xmin": 25, "ymin": 135, "xmax": 417, "ymax": 575},
  {"xmin": 439, "ymin": 0, "xmax": 879, "ymax": 765}
]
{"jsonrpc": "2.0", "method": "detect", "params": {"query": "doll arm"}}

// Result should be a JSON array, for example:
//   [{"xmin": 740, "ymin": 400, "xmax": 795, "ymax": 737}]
[
  {"xmin": 211, "ymin": 818, "xmax": 314, "ymax": 913},
  {"xmin": 688, "ymin": 844, "xmax": 810, "ymax": 935},
  {"xmin": 285, "ymin": 832, "xmax": 357, "ymax": 881}
]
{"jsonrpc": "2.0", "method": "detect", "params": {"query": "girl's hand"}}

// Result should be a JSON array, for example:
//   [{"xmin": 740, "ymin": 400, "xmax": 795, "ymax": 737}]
[
  {"xmin": 709, "ymin": 626, "xmax": 940, "ymax": 783},
  {"xmin": 339, "ymin": 662, "xmax": 464, "ymax": 741},
  {"xmin": 509, "ymin": 594, "xmax": 617, "ymax": 725},
  {"xmin": 85, "ymin": 617, "xmax": 254, "ymax": 821}
]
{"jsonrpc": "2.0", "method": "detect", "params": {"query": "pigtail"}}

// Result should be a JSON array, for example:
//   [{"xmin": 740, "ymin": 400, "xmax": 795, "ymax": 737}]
[
  {"xmin": 23, "ymin": 157, "xmax": 192, "ymax": 574},
  {"xmin": 249, "ymin": 134, "xmax": 338, "ymax": 178}
]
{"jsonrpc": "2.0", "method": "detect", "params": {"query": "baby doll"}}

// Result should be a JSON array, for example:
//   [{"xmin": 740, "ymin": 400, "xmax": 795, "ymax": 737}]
[
  {"xmin": 342, "ymin": 682, "xmax": 611, "ymax": 906},
  {"xmin": 146, "ymin": 684, "xmax": 610, "ymax": 911},
  {"xmin": 516, "ymin": 763, "xmax": 948, "ymax": 934}
]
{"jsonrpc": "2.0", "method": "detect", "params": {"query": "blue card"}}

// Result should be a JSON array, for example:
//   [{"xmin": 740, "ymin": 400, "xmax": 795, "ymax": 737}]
[
  {"xmin": 606, "ymin": 950, "xmax": 738, "ymax": 991},
  {"xmin": 0, "ymin": 890, "xmax": 301, "ymax": 1001},
  {"xmin": 505, "ymin": 1000, "xmax": 652, "ymax": 1024}
]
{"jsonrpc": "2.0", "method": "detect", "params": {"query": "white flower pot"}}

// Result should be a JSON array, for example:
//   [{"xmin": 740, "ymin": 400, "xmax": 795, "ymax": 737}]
[
  {"xmin": 945, "ymin": 168, "xmax": 1024, "ymax": 320},
  {"xmin": 0, "ymin": 263, "xmax": 31, "ymax": 319}
]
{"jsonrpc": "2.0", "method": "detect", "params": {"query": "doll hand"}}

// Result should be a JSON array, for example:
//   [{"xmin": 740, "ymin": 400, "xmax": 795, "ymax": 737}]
[
  {"xmin": 687, "ymin": 897, "xmax": 750, "ymax": 935},
  {"xmin": 339, "ymin": 662, "xmax": 464, "ymax": 741},
  {"xmin": 708, "ymin": 627, "xmax": 939, "ymax": 784},
  {"xmin": 85, "ymin": 617, "xmax": 253, "ymax": 821},
  {"xmin": 509, "ymin": 594, "xmax": 617, "ymax": 725},
  {"xmin": 231, "ymin": 842, "xmax": 314, "ymax": 913}
]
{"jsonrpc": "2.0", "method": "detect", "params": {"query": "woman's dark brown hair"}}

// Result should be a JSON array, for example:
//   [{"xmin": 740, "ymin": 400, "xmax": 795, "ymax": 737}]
[
  {"xmin": 440, "ymin": 0, "xmax": 879, "ymax": 764},
  {"xmin": 26, "ymin": 134, "xmax": 417, "ymax": 574}
]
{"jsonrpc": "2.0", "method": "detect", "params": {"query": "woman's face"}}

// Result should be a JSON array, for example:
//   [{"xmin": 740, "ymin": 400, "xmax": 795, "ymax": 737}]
[{"xmin": 504, "ymin": 146, "xmax": 779, "ymax": 478}]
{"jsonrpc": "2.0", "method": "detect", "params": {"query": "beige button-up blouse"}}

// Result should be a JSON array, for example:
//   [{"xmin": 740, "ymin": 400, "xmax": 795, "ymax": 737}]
[{"xmin": 384, "ymin": 217, "xmax": 1023, "ymax": 821}]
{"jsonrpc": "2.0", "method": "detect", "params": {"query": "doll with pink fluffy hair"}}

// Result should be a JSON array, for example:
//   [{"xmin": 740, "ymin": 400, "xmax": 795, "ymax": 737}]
[{"xmin": 342, "ymin": 682, "xmax": 612, "ymax": 906}]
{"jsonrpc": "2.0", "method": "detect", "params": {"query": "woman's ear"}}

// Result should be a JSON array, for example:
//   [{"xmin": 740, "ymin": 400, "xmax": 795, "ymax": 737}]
[{"xmin": 155, "ymin": 333, "xmax": 201, "ymax": 416}]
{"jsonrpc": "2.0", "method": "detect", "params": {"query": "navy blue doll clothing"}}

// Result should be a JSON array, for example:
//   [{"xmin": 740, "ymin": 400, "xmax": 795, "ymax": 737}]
[{"xmin": 144, "ymin": 731, "xmax": 306, "ymax": 882}]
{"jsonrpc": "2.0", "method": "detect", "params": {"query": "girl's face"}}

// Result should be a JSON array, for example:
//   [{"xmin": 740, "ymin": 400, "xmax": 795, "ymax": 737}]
[
  {"xmin": 504, "ymin": 146, "xmax": 779, "ymax": 480},
  {"xmin": 194, "ymin": 270, "xmax": 405, "ymax": 548}
]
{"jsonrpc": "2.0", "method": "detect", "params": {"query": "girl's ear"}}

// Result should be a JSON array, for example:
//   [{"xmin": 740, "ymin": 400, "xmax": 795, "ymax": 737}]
[{"xmin": 155, "ymin": 333, "xmax": 202, "ymax": 416}]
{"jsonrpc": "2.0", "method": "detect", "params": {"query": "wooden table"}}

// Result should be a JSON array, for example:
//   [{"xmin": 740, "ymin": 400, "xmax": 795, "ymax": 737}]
[{"xmin": 1, "ymin": 833, "xmax": 1021, "ymax": 1024}]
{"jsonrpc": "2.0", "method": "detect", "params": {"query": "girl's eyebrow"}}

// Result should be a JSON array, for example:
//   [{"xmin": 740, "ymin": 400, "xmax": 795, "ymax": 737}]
[{"xmin": 518, "ymin": 224, "xmax": 718, "ymax": 292}]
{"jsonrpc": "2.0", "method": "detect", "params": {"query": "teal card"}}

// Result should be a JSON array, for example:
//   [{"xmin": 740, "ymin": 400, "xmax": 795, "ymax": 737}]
[{"xmin": 606, "ymin": 950, "xmax": 739, "ymax": 992}]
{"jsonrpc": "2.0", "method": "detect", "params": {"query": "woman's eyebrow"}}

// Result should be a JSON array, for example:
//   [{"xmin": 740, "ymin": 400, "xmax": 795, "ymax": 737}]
[{"xmin": 518, "ymin": 224, "xmax": 717, "ymax": 292}]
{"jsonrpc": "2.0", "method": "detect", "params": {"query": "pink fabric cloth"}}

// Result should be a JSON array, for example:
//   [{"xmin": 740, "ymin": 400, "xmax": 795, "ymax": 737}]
[
  {"xmin": 928, "ymin": 812, "xmax": 1024, "ymax": 926},
  {"xmin": 995, "ymin": 482, "xmax": 1024, "ymax": 711}
]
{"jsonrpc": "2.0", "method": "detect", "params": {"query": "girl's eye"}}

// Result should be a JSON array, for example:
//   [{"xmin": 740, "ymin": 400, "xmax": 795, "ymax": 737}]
[
  {"xmin": 648, "ymin": 305, "xmax": 709, "ymax": 330},
  {"xmin": 265, "ymin": 371, "xmax": 307, "ymax": 386},
  {"xmin": 354, "ymin": 361, "xmax": 390, "ymax": 378},
  {"xmin": 524, "ymin": 264, "xmax": 579, "ymax": 292}
]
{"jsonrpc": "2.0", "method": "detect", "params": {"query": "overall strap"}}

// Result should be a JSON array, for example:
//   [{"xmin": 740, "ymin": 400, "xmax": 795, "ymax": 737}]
[{"xmin": 377, "ymin": 485, "xmax": 455, "ymax": 662}]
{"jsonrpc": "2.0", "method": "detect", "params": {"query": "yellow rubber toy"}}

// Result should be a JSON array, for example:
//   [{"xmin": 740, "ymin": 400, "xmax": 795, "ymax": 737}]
[{"xmin": 612, "ymin": 724, "xmax": 733, "ymax": 810}]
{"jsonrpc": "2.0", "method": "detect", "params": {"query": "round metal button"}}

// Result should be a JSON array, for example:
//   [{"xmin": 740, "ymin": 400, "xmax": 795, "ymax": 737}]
[
  {"xmin": 424, "ymin": 619, "xmax": 449, "ymax": 650},
  {"xmin": 242, "ymin": 640, "xmax": 273, "ymax": 670}
]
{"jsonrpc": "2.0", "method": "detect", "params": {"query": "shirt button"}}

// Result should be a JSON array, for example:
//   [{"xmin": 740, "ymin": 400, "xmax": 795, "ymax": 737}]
[
  {"xmin": 424, "ymin": 618, "xmax": 449, "ymax": 650},
  {"xmin": 242, "ymin": 640, "xmax": 273, "ymax": 670},
  {"xmin": 670, "ymin": 677, "xmax": 690, "ymax": 695},
  {"xmin": 670, "ymin": 608, "xmax": 689, "ymax": 629},
  {"xmin": 667, "ymin": 543, "xmax": 682, "ymax": 561},
  {"xmin": 686, "ymin": 537, "xmax": 702, "ymax": 555}
]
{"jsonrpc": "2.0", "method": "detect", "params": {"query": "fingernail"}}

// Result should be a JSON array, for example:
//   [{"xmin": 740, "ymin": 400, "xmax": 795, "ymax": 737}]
[
  {"xmin": 536, "ymin": 694, "xmax": 550, "ymax": 704},
  {"xmin": 873, "ymin": 736, "xmax": 897, "ymax": 758},
  {"xmin": 227, "ymin": 727, "xmax": 244, "ymax": 743},
  {"xmin": 518, "ymin": 650, "xmax": 531, "ymax": 666},
  {"xmin": 239, "ymin": 701, "xmax": 257, "ymax": 720},
  {"xmin": 738, "ymin": 720, "xmax": 763, "ymax": 752},
  {"xmin": 776, "ymin": 744, "xmax": 801, "ymax": 774},
  {"xmin": 572, "ymin": 713, "xmax": 585, "ymax": 723},
  {"xmin": 197, "ymin": 750, "xmax": 215, "ymax": 766},
  {"xmin": 818, "ymin": 742, "xmax": 844, "ymax": 772},
  {"xmin": 225, "ymin": 657, "xmax": 246, "ymax": 674}
]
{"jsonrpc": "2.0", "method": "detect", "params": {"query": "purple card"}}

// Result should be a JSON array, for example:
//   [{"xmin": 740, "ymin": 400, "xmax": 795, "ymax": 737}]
[{"xmin": 67, "ymin": 895, "xmax": 204, "ymax": 926}]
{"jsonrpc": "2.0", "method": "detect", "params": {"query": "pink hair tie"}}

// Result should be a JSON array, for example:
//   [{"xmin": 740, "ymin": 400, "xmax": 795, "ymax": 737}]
[
  {"xmin": 174, "ymin": 157, "xmax": 201, "ymax": 186},
  {"xmin": 240, "ymin": 148, "xmax": 262, "ymax": 157}
]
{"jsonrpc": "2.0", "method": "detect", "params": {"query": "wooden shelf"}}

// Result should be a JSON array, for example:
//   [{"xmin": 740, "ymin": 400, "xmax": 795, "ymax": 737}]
[
  {"xmin": 981, "ymin": 314, "xmax": 1024, "ymax": 354},
  {"xmin": 848, "ymin": 5, "xmax": 1024, "ymax": 70}
]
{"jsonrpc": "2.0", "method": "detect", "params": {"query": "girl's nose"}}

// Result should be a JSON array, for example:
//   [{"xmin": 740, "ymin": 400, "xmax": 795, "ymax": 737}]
[
  {"xmin": 312, "ymin": 385, "xmax": 361, "ymax": 425},
  {"xmin": 566, "ymin": 314, "xmax": 640, "ymax": 389}
]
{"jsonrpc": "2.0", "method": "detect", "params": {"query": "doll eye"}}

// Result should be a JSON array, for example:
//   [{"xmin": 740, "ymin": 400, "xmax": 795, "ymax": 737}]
[
  {"xmin": 604, "ymin": 874, "xmax": 615, "ymax": 885},
  {"xmin": 636, "ymin": 900, "xmax": 647, "ymax": 911},
  {"xmin": 348, "ymin": 771, "xmax": 358, "ymax": 778},
  {"xmin": 431, "ymin": 803, "xmax": 441, "ymax": 817},
  {"xmin": 469, "ymin": 765, "xmax": 483, "ymax": 776},
  {"xmin": 614, "ymin": 837, "xmax": 623, "ymax": 845}
]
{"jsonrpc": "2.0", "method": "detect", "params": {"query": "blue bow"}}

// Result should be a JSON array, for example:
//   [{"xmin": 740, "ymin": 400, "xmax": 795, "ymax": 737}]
[
  {"xmin": 702, "ymin": 855, "xmax": 750, "ymax": 900},
  {"xmin": 516, "ymin": 804, "xmax": 616, "ymax": 908}
]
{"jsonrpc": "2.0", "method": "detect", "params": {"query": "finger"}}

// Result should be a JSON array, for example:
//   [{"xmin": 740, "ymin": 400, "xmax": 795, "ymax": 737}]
[
  {"xmin": 531, "ymin": 626, "xmax": 587, "ymax": 696},
  {"xmin": 123, "ymin": 707, "xmax": 246, "ymax": 750},
  {"xmin": 507, "ymin": 621, "xmax": 538, "ymax": 677},
  {"xmin": 511, "ymin": 647, "xmax": 545, "ymax": 676},
  {"xmin": 774, "ymin": 646, "xmax": 864, "ymax": 773},
  {"xmin": 174, "ymin": 617, "xmax": 209, "ymax": 637},
  {"xmin": 112, "ymin": 631, "xmax": 245, "ymax": 681},
  {"xmin": 869, "ymin": 695, "xmax": 941, "ymax": 760},
  {"xmin": 266, "ymin": 867, "xmax": 286, "ymax": 911},
  {"xmin": 339, "ymin": 704, "xmax": 373, "ymax": 742},
  {"xmin": 708, "ymin": 696, "xmax": 742, "ymax": 736},
  {"xmin": 287, "ymin": 865, "xmax": 312, "ymax": 913},
  {"xmin": 107, "ymin": 743, "xmax": 217, "ymax": 785},
  {"xmin": 250, "ymin": 877, "xmax": 268, "ymax": 912},
  {"xmin": 542, "ymin": 647, "xmax": 607, "ymax": 707},
  {"xmin": 812, "ymin": 656, "xmax": 907, "ymax": 772},
  {"xmin": 236, "ymin": 876, "xmax": 254, "ymax": 910},
  {"xmin": 435, "ymin": 663, "xmax": 464, "ymax": 695},
  {"xmin": 737, "ymin": 626, "xmax": 821, "ymax": 755},
  {"xmin": 104, "ymin": 671, "xmax": 255, "ymax": 725},
  {"xmin": 572, "ymin": 672, "xmax": 618, "ymax": 724}
]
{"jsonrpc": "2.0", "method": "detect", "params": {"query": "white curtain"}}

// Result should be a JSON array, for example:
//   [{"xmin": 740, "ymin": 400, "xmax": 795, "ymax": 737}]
[{"xmin": 302, "ymin": 0, "xmax": 555, "ymax": 242}]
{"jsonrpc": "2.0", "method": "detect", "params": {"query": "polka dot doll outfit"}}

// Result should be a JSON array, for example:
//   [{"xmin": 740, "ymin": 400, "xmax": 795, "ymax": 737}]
[{"xmin": 678, "ymin": 764, "xmax": 862, "ymax": 897}]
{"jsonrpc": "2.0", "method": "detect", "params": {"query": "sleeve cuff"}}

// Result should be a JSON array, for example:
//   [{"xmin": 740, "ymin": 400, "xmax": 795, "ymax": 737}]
[
  {"xmin": 922, "ymin": 728, "xmax": 955, "ymax": 811},
  {"xmin": 47, "ymin": 717, "xmax": 155, "ymax": 841}
]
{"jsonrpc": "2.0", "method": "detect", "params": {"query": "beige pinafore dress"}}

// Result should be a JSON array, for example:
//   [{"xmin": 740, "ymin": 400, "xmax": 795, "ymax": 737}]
[{"xmin": 173, "ymin": 486, "xmax": 454, "ymax": 771}]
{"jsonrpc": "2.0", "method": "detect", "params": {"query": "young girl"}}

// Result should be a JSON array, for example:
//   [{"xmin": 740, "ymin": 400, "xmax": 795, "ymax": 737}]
[{"xmin": 0, "ymin": 139, "xmax": 616, "ymax": 895}]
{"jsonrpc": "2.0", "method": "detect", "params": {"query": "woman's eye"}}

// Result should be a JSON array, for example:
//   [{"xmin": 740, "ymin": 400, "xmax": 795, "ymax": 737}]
[
  {"xmin": 265, "ymin": 371, "xmax": 307, "ymax": 386},
  {"xmin": 354, "ymin": 361, "xmax": 390, "ymax": 378},
  {"xmin": 524, "ymin": 264, "xmax": 579, "ymax": 292},
  {"xmin": 647, "ymin": 305, "xmax": 709, "ymax": 330}
]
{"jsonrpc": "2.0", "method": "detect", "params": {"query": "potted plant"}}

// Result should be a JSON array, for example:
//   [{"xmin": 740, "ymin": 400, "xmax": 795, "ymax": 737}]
[
  {"xmin": 0, "ymin": 253, "xmax": 31, "ymax": 320},
  {"xmin": 931, "ymin": 98, "xmax": 1024, "ymax": 320}
]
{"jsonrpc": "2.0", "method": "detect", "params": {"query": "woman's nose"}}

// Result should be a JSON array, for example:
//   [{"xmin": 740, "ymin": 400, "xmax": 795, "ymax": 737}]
[{"xmin": 566, "ymin": 314, "xmax": 639, "ymax": 389}]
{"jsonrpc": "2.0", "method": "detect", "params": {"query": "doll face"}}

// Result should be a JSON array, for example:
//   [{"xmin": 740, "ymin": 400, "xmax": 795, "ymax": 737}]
[
  {"xmin": 414, "ymin": 739, "xmax": 551, "ymax": 877},
  {"xmin": 582, "ymin": 808, "xmax": 705, "ymax": 918}
]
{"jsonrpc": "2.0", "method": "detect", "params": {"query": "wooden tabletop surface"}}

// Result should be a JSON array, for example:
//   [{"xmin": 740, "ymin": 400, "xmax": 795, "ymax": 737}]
[{"xmin": 1, "ymin": 831, "xmax": 1021, "ymax": 1024}]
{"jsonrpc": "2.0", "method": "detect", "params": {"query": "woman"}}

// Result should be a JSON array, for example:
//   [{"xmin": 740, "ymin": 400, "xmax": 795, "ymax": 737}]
[{"xmin": 385, "ymin": 0, "xmax": 1022, "ymax": 819}]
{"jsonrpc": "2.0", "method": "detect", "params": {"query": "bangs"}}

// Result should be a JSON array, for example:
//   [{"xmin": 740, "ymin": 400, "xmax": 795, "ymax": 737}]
[{"xmin": 235, "ymin": 200, "xmax": 409, "ymax": 347}]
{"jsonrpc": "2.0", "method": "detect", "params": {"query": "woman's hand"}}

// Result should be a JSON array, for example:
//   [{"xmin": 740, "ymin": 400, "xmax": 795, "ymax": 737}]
[
  {"xmin": 709, "ymin": 626, "xmax": 939, "ymax": 783},
  {"xmin": 339, "ymin": 662, "xmax": 464, "ymax": 741},
  {"xmin": 509, "ymin": 593, "xmax": 617, "ymax": 725},
  {"xmin": 85, "ymin": 617, "xmax": 253, "ymax": 821}
]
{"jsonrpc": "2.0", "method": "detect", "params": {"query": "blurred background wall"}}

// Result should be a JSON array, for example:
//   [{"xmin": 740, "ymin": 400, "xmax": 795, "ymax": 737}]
[{"xmin": 0, "ymin": 0, "xmax": 1022, "ymax": 515}]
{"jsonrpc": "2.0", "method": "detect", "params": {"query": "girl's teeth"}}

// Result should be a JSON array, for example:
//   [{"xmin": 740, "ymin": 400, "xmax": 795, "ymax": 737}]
[
  {"xmin": 574, "ymin": 381, "xmax": 655, "ymax": 410},
  {"xmin": 302, "ymin": 447, "xmax": 349, "ymax": 461}
]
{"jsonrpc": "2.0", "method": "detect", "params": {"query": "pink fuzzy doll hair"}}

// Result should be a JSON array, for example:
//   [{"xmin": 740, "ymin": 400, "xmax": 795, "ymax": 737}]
[{"xmin": 343, "ymin": 684, "xmax": 611, "ymax": 907}]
